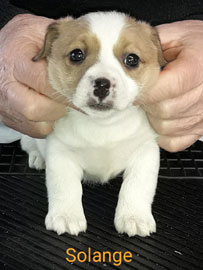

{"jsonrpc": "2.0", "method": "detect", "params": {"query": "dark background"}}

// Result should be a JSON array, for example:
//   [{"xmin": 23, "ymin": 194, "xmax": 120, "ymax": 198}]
[{"xmin": 1, "ymin": 0, "xmax": 203, "ymax": 28}]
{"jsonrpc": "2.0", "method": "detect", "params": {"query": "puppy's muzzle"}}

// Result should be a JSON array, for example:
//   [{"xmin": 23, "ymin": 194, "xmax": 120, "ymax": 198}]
[{"xmin": 93, "ymin": 77, "xmax": 111, "ymax": 101}]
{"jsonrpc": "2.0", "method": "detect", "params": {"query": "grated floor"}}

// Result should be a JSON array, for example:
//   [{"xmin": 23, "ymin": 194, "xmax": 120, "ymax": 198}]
[{"xmin": 0, "ymin": 141, "xmax": 203, "ymax": 270}]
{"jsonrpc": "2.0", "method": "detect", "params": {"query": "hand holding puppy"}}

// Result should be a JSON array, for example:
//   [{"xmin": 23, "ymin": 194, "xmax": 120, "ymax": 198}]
[
  {"xmin": 0, "ymin": 14, "xmax": 66, "ymax": 138},
  {"xmin": 137, "ymin": 20, "xmax": 203, "ymax": 152}
]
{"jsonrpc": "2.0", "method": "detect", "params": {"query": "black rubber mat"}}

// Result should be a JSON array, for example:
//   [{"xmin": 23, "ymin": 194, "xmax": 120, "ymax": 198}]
[{"xmin": 0, "ymin": 141, "xmax": 203, "ymax": 270}]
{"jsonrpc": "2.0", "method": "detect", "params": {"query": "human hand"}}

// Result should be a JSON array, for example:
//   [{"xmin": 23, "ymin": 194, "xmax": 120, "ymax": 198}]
[
  {"xmin": 0, "ymin": 14, "xmax": 66, "ymax": 138},
  {"xmin": 136, "ymin": 20, "xmax": 203, "ymax": 152}
]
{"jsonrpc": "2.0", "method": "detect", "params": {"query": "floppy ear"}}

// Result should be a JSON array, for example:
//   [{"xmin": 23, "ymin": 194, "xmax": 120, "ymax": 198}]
[
  {"xmin": 32, "ymin": 22, "xmax": 59, "ymax": 61},
  {"xmin": 151, "ymin": 28, "xmax": 167, "ymax": 68}
]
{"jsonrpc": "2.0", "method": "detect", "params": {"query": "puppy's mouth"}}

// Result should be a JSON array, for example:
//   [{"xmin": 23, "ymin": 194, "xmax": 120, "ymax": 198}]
[{"xmin": 87, "ymin": 100, "xmax": 113, "ymax": 111}]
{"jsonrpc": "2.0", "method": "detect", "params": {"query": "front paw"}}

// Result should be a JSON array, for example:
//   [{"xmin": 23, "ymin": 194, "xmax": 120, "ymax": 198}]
[
  {"xmin": 114, "ymin": 211, "xmax": 156, "ymax": 237},
  {"xmin": 29, "ymin": 150, "xmax": 45, "ymax": 170},
  {"xmin": 45, "ymin": 209, "xmax": 87, "ymax": 236}
]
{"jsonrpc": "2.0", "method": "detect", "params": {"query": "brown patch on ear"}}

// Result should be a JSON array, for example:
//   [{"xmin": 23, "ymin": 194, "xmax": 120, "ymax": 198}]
[
  {"xmin": 46, "ymin": 17, "xmax": 100, "ymax": 98},
  {"xmin": 32, "ymin": 22, "xmax": 59, "ymax": 62},
  {"xmin": 114, "ymin": 17, "xmax": 167, "ymax": 92},
  {"xmin": 151, "ymin": 28, "xmax": 167, "ymax": 67}
]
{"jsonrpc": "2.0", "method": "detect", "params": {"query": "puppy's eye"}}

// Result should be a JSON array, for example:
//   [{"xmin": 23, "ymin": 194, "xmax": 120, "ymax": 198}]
[
  {"xmin": 69, "ymin": 49, "xmax": 85, "ymax": 63},
  {"xmin": 123, "ymin": 53, "xmax": 139, "ymax": 68}
]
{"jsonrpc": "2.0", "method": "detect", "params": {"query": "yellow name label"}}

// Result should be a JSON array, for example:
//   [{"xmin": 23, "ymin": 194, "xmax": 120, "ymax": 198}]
[{"xmin": 66, "ymin": 247, "xmax": 133, "ymax": 266}]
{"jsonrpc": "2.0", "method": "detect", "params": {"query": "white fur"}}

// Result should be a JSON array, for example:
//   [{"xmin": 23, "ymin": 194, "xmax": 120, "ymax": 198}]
[{"xmin": 21, "ymin": 12, "xmax": 160, "ymax": 237}]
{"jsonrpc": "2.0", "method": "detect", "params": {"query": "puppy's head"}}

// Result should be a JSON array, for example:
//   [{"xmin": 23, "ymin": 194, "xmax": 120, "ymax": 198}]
[{"xmin": 34, "ymin": 12, "xmax": 165, "ymax": 117}]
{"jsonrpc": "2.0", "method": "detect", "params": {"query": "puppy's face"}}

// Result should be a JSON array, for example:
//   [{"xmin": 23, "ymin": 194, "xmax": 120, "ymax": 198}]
[{"xmin": 34, "ymin": 12, "xmax": 165, "ymax": 117}]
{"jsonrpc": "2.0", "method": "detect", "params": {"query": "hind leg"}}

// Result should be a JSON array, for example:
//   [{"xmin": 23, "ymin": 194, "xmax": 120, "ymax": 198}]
[{"xmin": 20, "ymin": 135, "xmax": 45, "ymax": 170}]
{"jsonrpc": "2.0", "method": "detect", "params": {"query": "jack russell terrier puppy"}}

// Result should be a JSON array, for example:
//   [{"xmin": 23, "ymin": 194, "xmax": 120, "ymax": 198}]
[{"xmin": 21, "ymin": 11, "xmax": 166, "ymax": 237}]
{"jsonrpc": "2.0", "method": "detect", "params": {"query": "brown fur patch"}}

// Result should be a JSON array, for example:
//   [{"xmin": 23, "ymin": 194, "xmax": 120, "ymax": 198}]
[
  {"xmin": 32, "ymin": 22, "xmax": 60, "ymax": 61},
  {"xmin": 35, "ymin": 17, "xmax": 100, "ymax": 99},
  {"xmin": 114, "ymin": 17, "xmax": 166, "ymax": 92}
]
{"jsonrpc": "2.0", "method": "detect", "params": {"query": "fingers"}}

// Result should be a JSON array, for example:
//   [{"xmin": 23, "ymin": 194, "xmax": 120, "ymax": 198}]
[
  {"xmin": 6, "ymin": 82, "xmax": 66, "ymax": 122},
  {"xmin": 13, "ymin": 47, "xmax": 53, "ymax": 96},
  {"xmin": 13, "ymin": 43, "xmax": 67, "ymax": 104},
  {"xmin": 1, "ymin": 115, "xmax": 54, "ymax": 138},
  {"xmin": 138, "ymin": 21, "xmax": 203, "ymax": 152},
  {"xmin": 0, "ymin": 14, "xmax": 67, "ymax": 138},
  {"xmin": 137, "ymin": 21, "xmax": 203, "ymax": 106},
  {"xmin": 158, "ymin": 134, "xmax": 200, "ymax": 152},
  {"xmin": 138, "ymin": 54, "xmax": 200, "ymax": 104},
  {"xmin": 3, "ymin": 13, "xmax": 56, "ymax": 100},
  {"xmin": 148, "ymin": 114, "xmax": 203, "ymax": 136},
  {"xmin": 156, "ymin": 23, "xmax": 186, "ymax": 49},
  {"xmin": 144, "ymin": 85, "xmax": 203, "ymax": 119},
  {"xmin": 156, "ymin": 20, "xmax": 203, "ymax": 49},
  {"xmin": 1, "ymin": 81, "xmax": 65, "ymax": 137}
]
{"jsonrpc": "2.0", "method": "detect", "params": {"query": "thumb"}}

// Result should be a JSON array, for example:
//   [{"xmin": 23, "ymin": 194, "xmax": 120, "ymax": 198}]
[
  {"xmin": 137, "ymin": 51, "xmax": 199, "ymax": 105},
  {"xmin": 7, "ymin": 81, "xmax": 66, "ymax": 122},
  {"xmin": 158, "ymin": 134, "xmax": 200, "ymax": 152}
]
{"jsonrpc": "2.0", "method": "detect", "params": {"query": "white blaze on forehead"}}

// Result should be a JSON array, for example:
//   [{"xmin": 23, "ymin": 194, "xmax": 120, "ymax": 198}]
[
  {"xmin": 73, "ymin": 12, "xmax": 140, "ymax": 113},
  {"xmin": 85, "ymin": 12, "xmax": 126, "ymax": 62}
]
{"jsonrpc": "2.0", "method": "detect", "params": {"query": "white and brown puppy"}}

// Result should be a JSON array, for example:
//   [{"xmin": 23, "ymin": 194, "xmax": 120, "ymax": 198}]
[{"xmin": 21, "ymin": 11, "xmax": 165, "ymax": 237}]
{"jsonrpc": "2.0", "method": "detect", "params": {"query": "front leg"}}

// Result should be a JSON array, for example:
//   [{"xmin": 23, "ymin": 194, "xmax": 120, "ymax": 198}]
[
  {"xmin": 45, "ymin": 137, "xmax": 86, "ymax": 236},
  {"xmin": 114, "ymin": 141, "xmax": 159, "ymax": 237}
]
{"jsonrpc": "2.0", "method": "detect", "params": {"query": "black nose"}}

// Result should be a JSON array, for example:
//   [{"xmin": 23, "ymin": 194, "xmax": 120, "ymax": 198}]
[{"xmin": 93, "ymin": 77, "xmax": 111, "ymax": 100}]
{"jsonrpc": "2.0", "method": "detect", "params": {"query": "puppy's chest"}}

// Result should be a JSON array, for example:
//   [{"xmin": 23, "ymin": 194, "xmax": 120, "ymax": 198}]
[
  {"xmin": 53, "ymin": 108, "xmax": 155, "ymax": 182},
  {"xmin": 76, "ymin": 138, "xmax": 139, "ymax": 182}
]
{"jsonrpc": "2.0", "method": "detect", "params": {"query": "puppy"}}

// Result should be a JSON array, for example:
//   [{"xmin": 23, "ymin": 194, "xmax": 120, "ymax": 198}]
[{"xmin": 21, "ymin": 11, "xmax": 165, "ymax": 237}]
